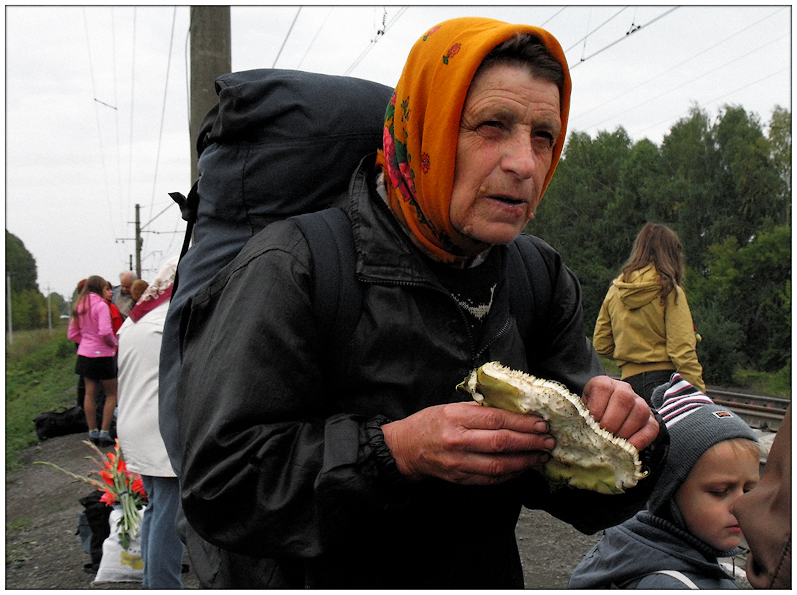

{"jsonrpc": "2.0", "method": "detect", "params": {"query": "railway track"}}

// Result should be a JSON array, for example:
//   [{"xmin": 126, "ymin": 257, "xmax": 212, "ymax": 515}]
[{"xmin": 706, "ymin": 387, "xmax": 790, "ymax": 432}]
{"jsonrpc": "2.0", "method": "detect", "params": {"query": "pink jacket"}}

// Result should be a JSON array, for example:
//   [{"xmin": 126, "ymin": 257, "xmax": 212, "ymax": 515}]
[{"xmin": 67, "ymin": 293, "xmax": 118, "ymax": 357}]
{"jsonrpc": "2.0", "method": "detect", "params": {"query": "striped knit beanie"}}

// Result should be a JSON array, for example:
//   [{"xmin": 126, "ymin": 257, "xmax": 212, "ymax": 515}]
[{"xmin": 647, "ymin": 373, "xmax": 758, "ymax": 516}]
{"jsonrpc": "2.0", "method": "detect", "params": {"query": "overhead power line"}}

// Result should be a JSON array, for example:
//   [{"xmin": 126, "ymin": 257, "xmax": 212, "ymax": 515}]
[
  {"xmin": 570, "ymin": 7, "xmax": 678, "ymax": 69},
  {"xmin": 635, "ymin": 66, "xmax": 790, "ymax": 138},
  {"xmin": 127, "ymin": 7, "xmax": 137, "ymax": 230},
  {"xmin": 273, "ymin": 7, "xmax": 302, "ymax": 69},
  {"xmin": 564, "ymin": 6, "xmax": 628, "ymax": 56},
  {"xmin": 344, "ymin": 6, "xmax": 408, "ymax": 76},
  {"xmin": 572, "ymin": 6, "xmax": 788, "ymax": 121},
  {"xmin": 540, "ymin": 6, "xmax": 567, "ymax": 27},
  {"xmin": 83, "ymin": 6, "xmax": 122, "ymax": 264},
  {"xmin": 297, "ymin": 6, "xmax": 334, "ymax": 70},
  {"xmin": 147, "ymin": 7, "xmax": 177, "ymax": 225},
  {"xmin": 581, "ymin": 32, "xmax": 789, "ymax": 133}
]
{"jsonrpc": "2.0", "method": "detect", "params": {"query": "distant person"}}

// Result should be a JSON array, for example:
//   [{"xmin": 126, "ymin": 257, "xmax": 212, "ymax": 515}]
[
  {"xmin": 112, "ymin": 270, "xmax": 137, "ymax": 319},
  {"xmin": 67, "ymin": 275, "xmax": 118, "ymax": 446},
  {"xmin": 593, "ymin": 223, "xmax": 704, "ymax": 402},
  {"xmin": 117, "ymin": 257, "xmax": 182, "ymax": 589},
  {"xmin": 130, "ymin": 279, "xmax": 149, "ymax": 304},
  {"xmin": 569, "ymin": 373, "xmax": 760, "ymax": 589},
  {"xmin": 734, "ymin": 406, "xmax": 792, "ymax": 589},
  {"xmin": 104, "ymin": 281, "xmax": 124, "ymax": 337},
  {"xmin": 73, "ymin": 278, "xmax": 88, "ymax": 410}
]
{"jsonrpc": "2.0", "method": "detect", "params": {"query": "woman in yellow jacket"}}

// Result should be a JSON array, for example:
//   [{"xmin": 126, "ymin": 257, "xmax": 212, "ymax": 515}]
[{"xmin": 594, "ymin": 223, "xmax": 705, "ymax": 402}]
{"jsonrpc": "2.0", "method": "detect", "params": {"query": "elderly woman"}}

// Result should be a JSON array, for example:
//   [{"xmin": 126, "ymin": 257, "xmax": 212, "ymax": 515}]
[{"xmin": 178, "ymin": 17, "xmax": 665, "ymax": 589}]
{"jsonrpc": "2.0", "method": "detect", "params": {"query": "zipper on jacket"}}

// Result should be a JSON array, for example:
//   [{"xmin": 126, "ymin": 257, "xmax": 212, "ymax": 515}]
[{"xmin": 359, "ymin": 276, "xmax": 514, "ymax": 365}]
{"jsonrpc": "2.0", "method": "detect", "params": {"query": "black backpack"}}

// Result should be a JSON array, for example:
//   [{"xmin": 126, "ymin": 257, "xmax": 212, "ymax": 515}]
[{"xmin": 159, "ymin": 69, "xmax": 394, "ymax": 475}]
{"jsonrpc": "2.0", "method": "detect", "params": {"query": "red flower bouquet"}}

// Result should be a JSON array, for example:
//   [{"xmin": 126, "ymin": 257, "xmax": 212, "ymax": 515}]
[{"xmin": 35, "ymin": 439, "xmax": 147, "ymax": 550}]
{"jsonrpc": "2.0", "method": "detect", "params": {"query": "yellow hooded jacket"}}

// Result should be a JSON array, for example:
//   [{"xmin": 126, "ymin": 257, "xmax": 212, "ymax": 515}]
[{"xmin": 593, "ymin": 263, "xmax": 705, "ymax": 391}]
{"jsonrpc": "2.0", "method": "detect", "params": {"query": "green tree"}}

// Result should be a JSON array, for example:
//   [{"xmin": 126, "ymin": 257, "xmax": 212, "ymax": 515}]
[
  {"xmin": 659, "ymin": 106, "xmax": 720, "ymax": 270},
  {"xmin": 5, "ymin": 230, "xmax": 47, "ymax": 331},
  {"xmin": 695, "ymin": 227, "xmax": 791, "ymax": 372},
  {"xmin": 48, "ymin": 292, "xmax": 69, "ymax": 318},
  {"xmin": 6, "ymin": 230, "xmax": 39, "ymax": 293},
  {"xmin": 10, "ymin": 290, "xmax": 47, "ymax": 330},
  {"xmin": 531, "ymin": 128, "xmax": 634, "ymax": 331},
  {"xmin": 767, "ymin": 105, "xmax": 791, "ymax": 218},
  {"xmin": 712, "ymin": 105, "xmax": 787, "ymax": 241}
]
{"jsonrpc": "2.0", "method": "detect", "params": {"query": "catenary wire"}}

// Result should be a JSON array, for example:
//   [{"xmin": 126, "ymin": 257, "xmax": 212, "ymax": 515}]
[
  {"xmin": 344, "ymin": 6, "xmax": 408, "ymax": 76},
  {"xmin": 571, "ymin": 6, "xmax": 788, "ymax": 122},
  {"xmin": 273, "ymin": 7, "xmax": 302, "ymax": 69},
  {"xmin": 633, "ymin": 66, "xmax": 790, "ymax": 139},
  {"xmin": 564, "ymin": 6, "xmax": 627, "ymax": 55},
  {"xmin": 579, "ymin": 32, "xmax": 789, "ymax": 135},
  {"xmin": 570, "ymin": 7, "xmax": 679, "ymax": 69},
  {"xmin": 83, "ymin": 7, "xmax": 123, "ymax": 265},
  {"xmin": 111, "ymin": 8, "xmax": 124, "ymax": 236},
  {"xmin": 147, "ymin": 7, "xmax": 178, "ymax": 237},
  {"xmin": 126, "ymin": 7, "xmax": 137, "ymax": 236},
  {"xmin": 297, "ymin": 6, "xmax": 334, "ymax": 70}
]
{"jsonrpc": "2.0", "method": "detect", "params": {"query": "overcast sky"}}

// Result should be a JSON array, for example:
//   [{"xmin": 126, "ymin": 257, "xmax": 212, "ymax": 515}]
[{"xmin": 5, "ymin": 5, "xmax": 792, "ymax": 298}]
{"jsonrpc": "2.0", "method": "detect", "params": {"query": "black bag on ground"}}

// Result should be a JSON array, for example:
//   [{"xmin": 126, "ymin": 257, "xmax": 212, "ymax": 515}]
[
  {"xmin": 77, "ymin": 490, "xmax": 112, "ymax": 569},
  {"xmin": 37, "ymin": 384, "xmax": 117, "ymax": 441},
  {"xmin": 34, "ymin": 406, "xmax": 87, "ymax": 441}
]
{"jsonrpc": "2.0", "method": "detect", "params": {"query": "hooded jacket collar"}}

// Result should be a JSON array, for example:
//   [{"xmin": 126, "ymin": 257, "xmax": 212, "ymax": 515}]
[{"xmin": 613, "ymin": 263, "xmax": 662, "ymax": 309}]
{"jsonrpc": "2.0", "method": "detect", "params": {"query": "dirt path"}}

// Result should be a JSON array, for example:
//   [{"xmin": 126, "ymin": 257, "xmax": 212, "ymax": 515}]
[
  {"xmin": 6, "ymin": 432, "xmax": 602, "ymax": 589},
  {"xmin": 5, "ymin": 432, "xmax": 750, "ymax": 589},
  {"xmin": 5, "ymin": 433, "xmax": 199, "ymax": 589}
]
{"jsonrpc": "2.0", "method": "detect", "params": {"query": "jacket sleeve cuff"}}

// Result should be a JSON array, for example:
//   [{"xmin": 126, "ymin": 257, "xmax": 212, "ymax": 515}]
[
  {"xmin": 362, "ymin": 415, "xmax": 414, "ymax": 507},
  {"xmin": 638, "ymin": 407, "xmax": 669, "ymax": 481}
]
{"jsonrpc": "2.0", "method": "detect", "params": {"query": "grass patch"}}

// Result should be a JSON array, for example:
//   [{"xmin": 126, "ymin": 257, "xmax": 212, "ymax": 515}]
[
  {"xmin": 6, "ymin": 517, "xmax": 31, "ymax": 532},
  {"xmin": 600, "ymin": 357, "xmax": 791, "ymax": 399},
  {"xmin": 732, "ymin": 365, "xmax": 792, "ymax": 399},
  {"xmin": 6, "ymin": 328, "xmax": 78, "ymax": 472},
  {"xmin": 599, "ymin": 357, "xmax": 621, "ymax": 376}
]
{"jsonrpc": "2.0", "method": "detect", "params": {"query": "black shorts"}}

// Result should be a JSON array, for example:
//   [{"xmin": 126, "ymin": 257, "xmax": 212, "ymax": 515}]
[{"xmin": 75, "ymin": 355, "xmax": 117, "ymax": 381}]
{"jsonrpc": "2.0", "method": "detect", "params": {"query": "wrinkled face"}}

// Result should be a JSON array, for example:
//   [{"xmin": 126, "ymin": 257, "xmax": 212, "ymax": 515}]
[
  {"xmin": 450, "ymin": 63, "xmax": 561, "ymax": 246},
  {"xmin": 674, "ymin": 440, "xmax": 759, "ymax": 551},
  {"xmin": 120, "ymin": 276, "xmax": 133, "ymax": 296}
]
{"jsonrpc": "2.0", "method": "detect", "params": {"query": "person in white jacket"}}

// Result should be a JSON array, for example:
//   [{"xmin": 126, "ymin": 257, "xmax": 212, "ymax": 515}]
[{"xmin": 117, "ymin": 257, "xmax": 182, "ymax": 589}]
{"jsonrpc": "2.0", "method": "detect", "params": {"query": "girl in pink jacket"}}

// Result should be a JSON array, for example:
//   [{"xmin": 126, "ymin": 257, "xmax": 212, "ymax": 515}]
[{"xmin": 68, "ymin": 275, "xmax": 119, "ymax": 445}]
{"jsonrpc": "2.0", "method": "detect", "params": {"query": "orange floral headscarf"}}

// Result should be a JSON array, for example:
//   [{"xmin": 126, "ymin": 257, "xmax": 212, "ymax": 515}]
[{"xmin": 375, "ymin": 17, "xmax": 571, "ymax": 263}]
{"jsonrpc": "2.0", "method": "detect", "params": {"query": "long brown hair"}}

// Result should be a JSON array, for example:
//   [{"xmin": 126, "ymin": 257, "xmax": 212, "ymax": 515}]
[
  {"xmin": 71, "ymin": 275, "xmax": 107, "ymax": 323},
  {"xmin": 621, "ymin": 223, "xmax": 685, "ymax": 304}
]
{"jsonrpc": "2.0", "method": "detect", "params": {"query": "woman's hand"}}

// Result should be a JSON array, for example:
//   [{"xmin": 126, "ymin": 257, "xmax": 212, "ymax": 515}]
[
  {"xmin": 581, "ymin": 376, "xmax": 659, "ymax": 451},
  {"xmin": 382, "ymin": 401, "xmax": 554, "ymax": 485}
]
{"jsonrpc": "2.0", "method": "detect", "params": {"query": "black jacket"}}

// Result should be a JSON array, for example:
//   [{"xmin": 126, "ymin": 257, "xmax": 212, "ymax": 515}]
[{"xmin": 177, "ymin": 160, "xmax": 667, "ymax": 588}]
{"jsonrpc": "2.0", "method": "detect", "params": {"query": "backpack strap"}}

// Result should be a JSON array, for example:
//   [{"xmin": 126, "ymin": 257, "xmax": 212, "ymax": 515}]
[
  {"xmin": 168, "ymin": 180, "xmax": 200, "ymax": 300},
  {"xmin": 653, "ymin": 570, "xmax": 700, "ymax": 588},
  {"xmin": 507, "ymin": 235, "xmax": 553, "ymax": 353},
  {"xmin": 618, "ymin": 570, "xmax": 700, "ymax": 589},
  {"xmin": 290, "ymin": 218, "xmax": 550, "ymax": 365},
  {"xmin": 291, "ymin": 208, "xmax": 361, "ymax": 352}
]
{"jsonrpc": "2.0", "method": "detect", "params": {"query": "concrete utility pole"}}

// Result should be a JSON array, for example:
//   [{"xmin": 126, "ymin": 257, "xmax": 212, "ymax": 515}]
[
  {"xmin": 6, "ymin": 275, "xmax": 12, "ymax": 345},
  {"xmin": 189, "ymin": 6, "xmax": 231, "ymax": 182},
  {"xmin": 46, "ymin": 284, "xmax": 52, "ymax": 333},
  {"xmin": 135, "ymin": 204, "xmax": 142, "ymax": 280}
]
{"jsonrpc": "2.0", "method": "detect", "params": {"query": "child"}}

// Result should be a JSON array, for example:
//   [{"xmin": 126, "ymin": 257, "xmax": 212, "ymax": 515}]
[
  {"xmin": 568, "ymin": 373, "xmax": 760, "ymax": 589},
  {"xmin": 130, "ymin": 279, "xmax": 149, "ymax": 304}
]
